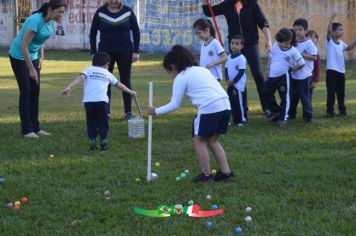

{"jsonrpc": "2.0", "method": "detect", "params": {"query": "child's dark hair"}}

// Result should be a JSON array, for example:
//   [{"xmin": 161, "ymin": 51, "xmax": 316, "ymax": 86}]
[
  {"xmin": 306, "ymin": 30, "xmax": 319, "ymax": 40},
  {"xmin": 231, "ymin": 35, "xmax": 245, "ymax": 45},
  {"xmin": 163, "ymin": 45, "xmax": 198, "ymax": 73},
  {"xmin": 332, "ymin": 22, "xmax": 343, "ymax": 31},
  {"xmin": 275, "ymin": 28, "xmax": 296, "ymax": 46},
  {"xmin": 32, "ymin": 0, "xmax": 67, "ymax": 17},
  {"xmin": 92, "ymin": 52, "xmax": 110, "ymax": 67},
  {"xmin": 193, "ymin": 18, "xmax": 216, "ymax": 38},
  {"xmin": 293, "ymin": 18, "xmax": 308, "ymax": 30}
]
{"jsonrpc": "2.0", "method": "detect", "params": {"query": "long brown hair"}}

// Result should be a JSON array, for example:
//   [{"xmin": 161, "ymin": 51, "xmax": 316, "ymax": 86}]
[{"xmin": 32, "ymin": 0, "xmax": 67, "ymax": 17}]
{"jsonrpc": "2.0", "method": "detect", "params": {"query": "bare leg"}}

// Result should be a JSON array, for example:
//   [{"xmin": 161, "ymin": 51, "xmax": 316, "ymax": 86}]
[
  {"xmin": 193, "ymin": 136, "xmax": 211, "ymax": 174},
  {"xmin": 207, "ymin": 135, "xmax": 231, "ymax": 173}
]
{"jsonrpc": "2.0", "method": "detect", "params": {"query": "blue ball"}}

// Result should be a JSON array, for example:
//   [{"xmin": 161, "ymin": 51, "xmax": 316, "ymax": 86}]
[
  {"xmin": 0, "ymin": 178, "xmax": 4, "ymax": 183},
  {"xmin": 234, "ymin": 227, "xmax": 242, "ymax": 234},
  {"xmin": 206, "ymin": 220, "xmax": 213, "ymax": 229},
  {"xmin": 210, "ymin": 204, "xmax": 218, "ymax": 210}
]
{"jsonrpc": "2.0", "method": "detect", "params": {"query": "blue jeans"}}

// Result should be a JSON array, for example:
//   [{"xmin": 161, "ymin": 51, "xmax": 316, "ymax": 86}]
[{"xmin": 289, "ymin": 77, "xmax": 313, "ymax": 119}]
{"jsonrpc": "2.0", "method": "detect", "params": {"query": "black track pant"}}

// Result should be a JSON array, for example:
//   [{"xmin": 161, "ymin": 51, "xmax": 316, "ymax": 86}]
[{"xmin": 326, "ymin": 69, "xmax": 346, "ymax": 114}]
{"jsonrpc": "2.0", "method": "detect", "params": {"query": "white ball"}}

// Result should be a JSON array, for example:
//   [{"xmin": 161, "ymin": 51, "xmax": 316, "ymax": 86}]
[
  {"xmin": 245, "ymin": 216, "xmax": 252, "ymax": 222},
  {"xmin": 206, "ymin": 195, "xmax": 212, "ymax": 200},
  {"xmin": 150, "ymin": 172, "xmax": 158, "ymax": 181},
  {"xmin": 245, "ymin": 207, "xmax": 252, "ymax": 212}
]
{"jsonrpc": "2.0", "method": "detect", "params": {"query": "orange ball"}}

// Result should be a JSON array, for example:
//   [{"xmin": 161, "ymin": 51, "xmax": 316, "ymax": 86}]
[
  {"xmin": 13, "ymin": 205, "xmax": 20, "ymax": 210},
  {"xmin": 14, "ymin": 201, "xmax": 21, "ymax": 207},
  {"xmin": 21, "ymin": 197, "xmax": 28, "ymax": 204}
]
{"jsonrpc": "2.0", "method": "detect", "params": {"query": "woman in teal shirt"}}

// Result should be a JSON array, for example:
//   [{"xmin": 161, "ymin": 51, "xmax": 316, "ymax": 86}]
[{"xmin": 9, "ymin": 0, "xmax": 66, "ymax": 138}]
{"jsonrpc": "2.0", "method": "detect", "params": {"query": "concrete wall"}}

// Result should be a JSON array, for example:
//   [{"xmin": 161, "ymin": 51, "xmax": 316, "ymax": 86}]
[{"xmin": 0, "ymin": 0, "xmax": 355, "ymax": 60}]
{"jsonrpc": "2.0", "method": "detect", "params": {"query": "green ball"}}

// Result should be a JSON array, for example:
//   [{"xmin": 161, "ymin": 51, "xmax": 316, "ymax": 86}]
[
  {"xmin": 176, "ymin": 177, "xmax": 181, "ymax": 181},
  {"xmin": 180, "ymin": 173, "xmax": 186, "ymax": 178},
  {"xmin": 188, "ymin": 200, "xmax": 194, "ymax": 205},
  {"xmin": 184, "ymin": 170, "xmax": 190, "ymax": 174}
]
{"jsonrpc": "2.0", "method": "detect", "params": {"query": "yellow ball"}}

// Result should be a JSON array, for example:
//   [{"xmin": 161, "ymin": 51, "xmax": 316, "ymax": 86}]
[
  {"xmin": 155, "ymin": 162, "xmax": 160, "ymax": 167},
  {"xmin": 49, "ymin": 154, "xmax": 54, "ymax": 158},
  {"xmin": 135, "ymin": 178, "xmax": 141, "ymax": 183},
  {"xmin": 211, "ymin": 169, "xmax": 217, "ymax": 176},
  {"xmin": 14, "ymin": 201, "xmax": 21, "ymax": 207}
]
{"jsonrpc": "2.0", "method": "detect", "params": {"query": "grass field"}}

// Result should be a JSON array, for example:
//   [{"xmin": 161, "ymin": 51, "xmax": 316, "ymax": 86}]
[{"xmin": 0, "ymin": 51, "xmax": 355, "ymax": 235}]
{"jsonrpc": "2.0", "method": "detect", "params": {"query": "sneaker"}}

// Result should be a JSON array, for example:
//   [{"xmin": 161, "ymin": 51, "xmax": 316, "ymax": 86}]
[
  {"xmin": 89, "ymin": 139, "xmax": 96, "ymax": 151},
  {"xmin": 266, "ymin": 111, "xmax": 279, "ymax": 120},
  {"xmin": 100, "ymin": 139, "xmax": 108, "ymax": 151},
  {"xmin": 277, "ymin": 120, "xmax": 287, "ymax": 127},
  {"xmin": 213, "ymin": 171, "xmax": 235, "ymax": 182},
  {"xmin": 36, "ymin": 130, "xmax": 51, "ymax": 136},
  {"xmin": 339, "ymin": 112, "xmax": 348, "ymax": 117},
  {"xmin": 326, "ymin": 112, "xmax": 335, "ymax": 118},
  {"xmin": 125, "ymin": 112, "xmax": 133, "ymax": 120},
  {"xmin": 237, "ymin": 120, "xmax": 248, "ymax": 127},
  {"xmin": 192, "ymin": 173, "xmax": 213, "ymax": 183},
  {"xmin": 304, "ymin": 117, "xmax": 313, "ymax": 123},
  {"xmin": 23, "ymin": 132, "xmax": 39, "ymax": 138}
]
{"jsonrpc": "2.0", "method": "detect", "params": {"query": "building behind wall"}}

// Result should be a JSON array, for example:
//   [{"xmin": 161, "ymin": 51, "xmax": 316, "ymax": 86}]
[{"xmin": 0, "ymin": 0, "xmax": 355, "ymax": 60}]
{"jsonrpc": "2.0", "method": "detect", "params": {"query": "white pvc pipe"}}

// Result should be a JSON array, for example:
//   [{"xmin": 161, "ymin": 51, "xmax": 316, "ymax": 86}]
[{"xmin": 147, "ymin": 81, "xmax": 153, "ymax": 181}]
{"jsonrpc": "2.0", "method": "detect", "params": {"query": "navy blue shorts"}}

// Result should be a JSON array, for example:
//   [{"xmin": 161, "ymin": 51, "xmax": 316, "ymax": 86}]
[{"xmin": 192, "ymin": 110, "xmax": 230, "ymax": 137}]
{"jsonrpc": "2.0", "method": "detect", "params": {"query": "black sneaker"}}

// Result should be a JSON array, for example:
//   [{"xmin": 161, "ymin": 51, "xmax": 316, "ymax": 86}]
[
  {"xmin": 304, "ymin": 117, "xmax": 313, "ymax": 123},
  {"xmin": 277, "ymin": 120, "xmax": 287, "ymax": 127},
  {"xmin": 192, "ymin": 173, "xmax": 213, "ymax": 183},
  {"xmin": 89, "ymin": 139, "xmax": 96, "ymax": 151},
  {"xmin": 266, "ymin": 111, "xmax": 279, "ymax": 120},
  {"xmin": 339, "ymin": 112, "xmax": 348, "ymax": 117},
  {"xmin": 326, "ymin": 112, "xmax": 335, "ymax": 118},
  {"xmin": 125, "ymin": 112, "xmax": 133, "ymax": 120},
  {"xmin": 100, "ymin": 139, "xmax": 108, "ymax": 151},
  {"xmin": 213, "ymin": 171, "xmax": 235, "ymax": 182}
]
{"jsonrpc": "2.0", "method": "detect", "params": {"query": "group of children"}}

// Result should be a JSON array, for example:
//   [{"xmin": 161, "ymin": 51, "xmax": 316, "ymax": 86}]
[
  {"xmin": 192, "ymin": 15, "xmax": 355, "ymax": 127},
  {"xmin": 60, "ymin": 13, "xmax": 355, "ymax": 183}
]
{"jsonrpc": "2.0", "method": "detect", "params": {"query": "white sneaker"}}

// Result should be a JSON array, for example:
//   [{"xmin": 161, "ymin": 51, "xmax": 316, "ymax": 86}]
[
  {"xmin": 23, "ymin": 132, "xmax": 39, "ymax": 138},
  {"xmin": 36, "ymin": 130, "xmax": 51, "ymax": 136}
]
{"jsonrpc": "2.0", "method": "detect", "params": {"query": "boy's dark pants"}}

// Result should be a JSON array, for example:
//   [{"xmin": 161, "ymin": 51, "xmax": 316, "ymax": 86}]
[
  {"xmin": 9, "ymin": 56, "xmax": 41, "ymax": 135},
  {"xmin": 289, "ymin": 77, "xmax": 313, "ymax": 119},
  {"xmin": 227, "ymin": 86, "xmax": 248, "ymax": 124},
  {"xmin": 263, "ymin": 74, "xmax": 291, "ymax": 121},
  {"xmin": 326, "ymin": 69, "xmax": 346, "ymax": 114},
  {"xmin": 84, "ymin": 102, "xmax": 109, "ymax": 141}
]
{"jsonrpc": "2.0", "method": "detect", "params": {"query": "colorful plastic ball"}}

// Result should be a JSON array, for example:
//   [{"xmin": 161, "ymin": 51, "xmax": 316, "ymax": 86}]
[
  {"xmin": 135, "ymin": 178, "xmax": 141, "ymax": 183},
  {"xmin": 0, "ymin": 177, "xmax": 4, "ymax": 183},
  {"xmin": 14, "ymin": 201, "xmax": 21, "ymax": 207},
  {"xmin": 155, "ymin": 162, "xmax": 160, "ymax": 167},
  {"xmin": 188, "ymin": 200, "xmax": 194, "ymax": 205},
  {"xmin": 21, "ymin": 197, "xmax": 28, "ymax": 204},
  {"xmin": 206, "ymin": 220, "xmax": 213, "ymax": 229},
  {"xmin": 176, "ymin": 177, "xmax": 181, "ymax": 181},
  {"xmin": 49, "ymin": 154, "xmax": 54, "ymax": 158},
  {"xmin": 180, "ymin": 173, "xmax": 186, "ymax": 178},
  {"xmin": 210, "ymin": 204, "xmax": 218, "ymax": 210},
  {"xmin": 234, "ymin": 226, "xmax": 242, "ymax": 233},
  {"xmin": 7, "ymin": 202, "xmax": 13, "ymax": 208},
  {"xmin": 211, "ymin": 169, "xmax": 217, "ymax": 175},
  {"xmin": 245, "ymin": 206, "xmax": 252, "ymax": 212},
  {"xmin": 206, "ymin": 195, "xmax": 212, "ymax": 200},
  {"xmin": 13, "ymin": 205, "xmax": 20, "ymax": 210},
  {"xmin": 245, "ymin": 216, "xmax": 252, "ymax": 222},
  {"xmin": 184, "ymin": 170, "xmax": 190, "ymax": 174}
]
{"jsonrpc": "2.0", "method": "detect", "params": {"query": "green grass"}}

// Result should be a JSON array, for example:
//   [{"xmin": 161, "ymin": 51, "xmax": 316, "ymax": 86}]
[{"xmin": 0, "ymin": 51, "xmax": 355, "ymax": 235}]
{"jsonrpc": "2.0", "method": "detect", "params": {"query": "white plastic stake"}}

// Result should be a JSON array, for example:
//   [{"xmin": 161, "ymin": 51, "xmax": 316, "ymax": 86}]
[{"xmin": 147, "ymin": 81, "xmax": 153, "ymax": 182}]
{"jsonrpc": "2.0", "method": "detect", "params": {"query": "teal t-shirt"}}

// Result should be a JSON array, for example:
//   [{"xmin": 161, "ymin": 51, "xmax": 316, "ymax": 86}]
[{"xmin": 9, "ymin": 13, "xmax": 54, "ymax": 60}]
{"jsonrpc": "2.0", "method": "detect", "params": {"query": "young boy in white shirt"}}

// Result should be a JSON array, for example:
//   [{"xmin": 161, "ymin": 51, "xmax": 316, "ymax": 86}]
[
  {"xmin": 289, "ymin": 18, "xmax": 317, "ymax": 122},
  {"xmin": 60, "ymin": 52, "xmax": 136, "ymax": 151},
  {"xmin": 325, "ymin": 13, "xmax": 356, "ymax": 117},
  {"xmin": 225, "ymin": 35, "xmax": 248, "ymax": 126}
]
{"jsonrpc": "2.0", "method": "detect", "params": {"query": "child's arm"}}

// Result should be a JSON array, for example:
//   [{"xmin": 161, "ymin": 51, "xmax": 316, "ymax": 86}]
[
  {"xmin": 207, "ymin": 52, "xmax": 228, "ymax": 69},
  {"xmin": 302, "ymin": 53, "xmax": 317, "ymax": 61},
  {"xmin": 60, "ymin": 74, "xmax": 85, "ymax": 96},
  {"xmin": 345, "ymin": 38, "xmax": 356, "ymax": 51},
  {"xmin": 115, "ymin": 82, "xmax": 136, "ymax": 97},
  {"xmin": 289, "ymin": 64, "xmax": 304, "ymax": 72},
  {"xmin": 327, "ymin": 13, "xmax": 337, "ymax": 40}
]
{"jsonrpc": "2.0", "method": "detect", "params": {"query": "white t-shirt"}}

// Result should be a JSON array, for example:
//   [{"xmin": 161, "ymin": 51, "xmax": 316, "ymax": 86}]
[
  {"xmin": 225, "ymin": 54, "xmax": 247, "ymax": 91},
  {"xmin": 155, "ymin": 66, "xmax": 230, "ymax": 115},
  {"xmin": 199, "ymin": 38, "xmax": 225, "ymax": 80},
  {"xmin": 325, "ymin": 39, "xmax": 348, "ymax": 73},
  {"xmin": 269, "ymin": 42, "xmax": 305, "ymax": 78},
  {"xmin": 292, "ymin": 39, "xmax": 318, "ymax": 80},
  {"xmin": 81, "ymin": 66, "xmax": 118, "ymax": 103}
]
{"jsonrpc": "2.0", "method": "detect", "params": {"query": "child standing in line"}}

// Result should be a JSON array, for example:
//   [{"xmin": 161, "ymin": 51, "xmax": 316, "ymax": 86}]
[
  {"xmin": 289, "ymin": 18, "xmax": 317, "ymax": 122},
  {"xmin": 306, "ymin": 30, "xmax": 321, "ymax": 111},
  {"xmin": 264, "ymin": 28, "xmax": 305, "ymax": 127},
  {"xmin": 193, "ymin": 18, "xmax": 228, "ymax": 81},
  {"xmin": 325, "ymin": 13, "xmax": 356, "ymax": 117},
  {"xmin": 225, "ymin": 35, "xmax": 248, "ymax": 126},
  {"xmin": 60, "ymin": 52, "xmax": 136, "ymax": 151},
  {"xmin": 148, "ymin": 45, "xmax": 234, "ymax": 183}
]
